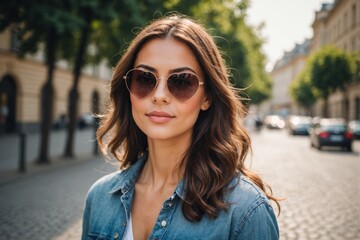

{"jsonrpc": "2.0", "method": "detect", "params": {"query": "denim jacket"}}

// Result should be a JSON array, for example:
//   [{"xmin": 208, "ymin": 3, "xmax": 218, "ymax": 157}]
[{"xmin": 82, "ymin": 155, "xmax": 279, "ymax": 240}]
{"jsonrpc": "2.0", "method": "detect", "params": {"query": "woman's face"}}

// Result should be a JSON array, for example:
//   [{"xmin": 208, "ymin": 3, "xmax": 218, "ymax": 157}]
[{"xmin": 129, "ymin": 38, "xmax": 211, "ymax": 143}]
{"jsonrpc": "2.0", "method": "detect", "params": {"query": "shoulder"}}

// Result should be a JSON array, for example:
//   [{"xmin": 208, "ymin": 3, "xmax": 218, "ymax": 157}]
[
  {"xmin": 226, "ymin": 174, "xmax": 268, "ymax": 205},
  {"xmin": 227, "ymin": 174, "xmax": 279, "ymax": 239},
  {"xmin": 89, "ymin": 171, "xmax": 123, "ymax": 192},
  {"xmin": 86, "ymin": 171, "xmax": 123, "ymax": 201},
  {"xmin": 86, "ymin": 154, "xmax": 147, "ymax": 201}
]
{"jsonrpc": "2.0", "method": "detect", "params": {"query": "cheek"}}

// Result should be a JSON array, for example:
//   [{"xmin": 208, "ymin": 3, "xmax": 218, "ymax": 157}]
[
  {"xmin": 182, "ymin": 101, "xmax": 201, "ymax": 115},
  {"xmin": 179, "ymin": 97, "xmax": 204, "ymax": 121},
  {"xmin": 130, "ymin": 96, "xmax": 144, "ymax": 123}
]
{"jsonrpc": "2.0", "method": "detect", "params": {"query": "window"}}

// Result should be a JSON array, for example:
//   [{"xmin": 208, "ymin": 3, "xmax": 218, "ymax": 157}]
[{"xmin": 10, "ymin": 28, "xmax": 19, "ymax": 52}]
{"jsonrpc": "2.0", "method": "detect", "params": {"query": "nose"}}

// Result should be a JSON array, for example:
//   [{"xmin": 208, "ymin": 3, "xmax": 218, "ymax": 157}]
[{"xmin": 152, "ymin": 77, "xmax": 170, "ymax": 103}]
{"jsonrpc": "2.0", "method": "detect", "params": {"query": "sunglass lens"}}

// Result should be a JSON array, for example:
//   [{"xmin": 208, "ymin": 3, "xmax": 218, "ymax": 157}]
[
  {"xmin": 168, "ymin": 73, "xmax": 199, "ymax": 101},
  {"xmin": 127, "ymin": 70, "xmax": 156, "ymax": 99}
]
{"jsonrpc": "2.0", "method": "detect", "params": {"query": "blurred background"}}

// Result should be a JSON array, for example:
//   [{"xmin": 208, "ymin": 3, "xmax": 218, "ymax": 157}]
[{"xmin": 0, "ymin": 0, "xmax": 359, "ymax": 239}]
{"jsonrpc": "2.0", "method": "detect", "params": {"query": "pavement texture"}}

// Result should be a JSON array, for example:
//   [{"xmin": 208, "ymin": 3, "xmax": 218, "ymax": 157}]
[
  {"xmin": 0, "ymin": 128, "xmax": 359, "ymax": 239},
  {"xmin": 0, "ymin": 128, "xmax": 100, "ymax": 185},
  {"xmin": 0, "ymin": 156, "xmax": 117, "ymax": 240},
  {"xmin": 249, "ymin": 129, "xmax": 360, "ymax": 240}
]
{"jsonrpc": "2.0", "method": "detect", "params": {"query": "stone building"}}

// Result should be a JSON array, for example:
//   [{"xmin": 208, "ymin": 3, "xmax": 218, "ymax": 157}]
[
  {"xmin": 268, "ymin": 0, "xmax": 360, "ymax": 120},
  {"xmin": 311, "ymin": 0, "xmax": 360, "ymax": 120},
  {"xmin": 0, "ymin": 27, "xmax": 112, "ymax": 134},
  {"xmin": 270, "ymin": 39, "xmax": 311, "ymax": 117}
]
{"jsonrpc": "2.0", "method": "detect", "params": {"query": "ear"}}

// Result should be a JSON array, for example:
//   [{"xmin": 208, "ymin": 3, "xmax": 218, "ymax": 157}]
[{"xmin": 201, "ymin": 96, "xmax": 212, "ymax": 111}]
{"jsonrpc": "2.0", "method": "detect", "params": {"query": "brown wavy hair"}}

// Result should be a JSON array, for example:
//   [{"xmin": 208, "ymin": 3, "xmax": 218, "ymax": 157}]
[{"xmin": 97, "ymin": 14, "xmax": 280, "ymax": 221}]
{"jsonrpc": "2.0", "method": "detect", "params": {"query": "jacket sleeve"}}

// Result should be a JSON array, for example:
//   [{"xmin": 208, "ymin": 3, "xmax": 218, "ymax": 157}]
[
  {"xmin": 81, "ymin": 190, "xmax": 93, "ymax": 240},
  {"xmin": 234, "ymin": 202, "xmax": 279, "ymax": 240}
]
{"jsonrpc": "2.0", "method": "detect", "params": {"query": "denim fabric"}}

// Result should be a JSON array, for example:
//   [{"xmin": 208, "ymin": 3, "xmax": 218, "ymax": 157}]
[{"xmin": 82, "ymin": 154, "xmax": 279, "ymax": 240}]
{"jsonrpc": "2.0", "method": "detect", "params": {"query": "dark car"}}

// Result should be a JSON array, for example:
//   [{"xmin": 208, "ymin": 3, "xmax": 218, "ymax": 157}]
[
  {"xmin": 288, "ymin": 115, "xmax": 312, "ymax": 135},
  {"xmin": 348, "ymin": 120, "xmax": 360, "ymax": 140},
  {"xmin": 309, "ymin": 118, "xmax": 353, "ymax": 151},
  {"xmin": 77, "ymin": 112, "xmax": 95, "ymax": 129}
]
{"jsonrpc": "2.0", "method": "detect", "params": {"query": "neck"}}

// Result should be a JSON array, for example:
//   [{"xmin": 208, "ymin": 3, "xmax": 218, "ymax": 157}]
[{"xmin": 138, "ymin": 138, "xmax": 189, "ymax": 190}]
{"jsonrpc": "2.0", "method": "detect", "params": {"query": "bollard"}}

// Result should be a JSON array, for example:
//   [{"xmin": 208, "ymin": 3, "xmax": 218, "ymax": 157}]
[{"xmin": 19, "ymin": 132, "xmax": 26, "ymax": 173}]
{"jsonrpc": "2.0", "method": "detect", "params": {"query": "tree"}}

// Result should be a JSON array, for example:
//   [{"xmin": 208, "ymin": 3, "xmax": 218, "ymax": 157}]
[
  {"xmin": 191, "ymin": 0, "xmax": 271, "ymax": 104},
  {"xmin": 350, "ymin": 51, "xmax": 360, "ymax": 83},
  {"xmin": 90, "ymin": 0, "xmax": 201, "ymax": 66},
  {"xmin": 2, "ymin": 0, "xmax": 268, "ymax": 161},
  {"xmin": 308, "ymin": 45, "xmax": 354, "ymax": 117},
  {"xmin": 290, "ymin": 70, "xmax": 317, "ymax": 115},
  {"xmin": 0, "ymin": 0, "xmax": 80, "ymax": 163},
  {"xmin": 63, "ymin": 0, "xmax": 115, "ymax": 158},
  {"xmin": 91, "ymin": 0, "xmax": 270, "ymax": 105}
]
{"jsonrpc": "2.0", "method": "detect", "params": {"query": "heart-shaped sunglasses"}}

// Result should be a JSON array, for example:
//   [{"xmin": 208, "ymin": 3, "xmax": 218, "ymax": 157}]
[{"xmin": 124, "ymin": 69, "xmax": 204, "ymax": 101}]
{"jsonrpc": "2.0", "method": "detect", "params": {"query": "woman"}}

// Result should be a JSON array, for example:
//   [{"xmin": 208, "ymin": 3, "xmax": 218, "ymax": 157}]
[{"xmin": 82, "ymin": 14, "xmax": 280, "ymax": 240}]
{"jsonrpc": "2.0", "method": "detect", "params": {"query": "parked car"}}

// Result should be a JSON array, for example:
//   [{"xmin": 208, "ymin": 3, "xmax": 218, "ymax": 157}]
[
  {"xmin": 243, "ymin": 115, "xmax": 263, "ymax": 131},
  {"xmin": 78, "ymin": 112, "xmax": 95, "ymax": 129},
  {"xmin": 264, "ymin": 115, "xmax": 285, "ymax": 129},
  {"xmin": 309, "ymin": 118, "xmax": 353, "ymax": 151},
  {"xmin": 52, "ymin": 113, "xmax": 68, "ymax": 130},
  {"xmin": 348, "ymin": 120, "xmax": 360, "ymax": 140},
  {"xmin": 288, "ymin": 115, "xmax": 312, "ymax": 135}
]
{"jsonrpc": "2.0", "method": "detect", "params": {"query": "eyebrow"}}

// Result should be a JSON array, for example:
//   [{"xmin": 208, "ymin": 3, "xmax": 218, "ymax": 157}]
[{"xmin": 135, "ymin": 64, "xmax": 197, "ymax": 74}]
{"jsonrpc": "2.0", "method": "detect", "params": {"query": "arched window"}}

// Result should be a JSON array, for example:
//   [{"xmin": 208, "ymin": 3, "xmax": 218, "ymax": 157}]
[{"xmin": 0, "ymin": 75, "xmax": 17, "ymax": 133}]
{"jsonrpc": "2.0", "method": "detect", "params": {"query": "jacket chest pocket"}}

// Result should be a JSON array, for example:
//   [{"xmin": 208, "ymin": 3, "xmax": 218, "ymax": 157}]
[{"xmin": 86, "ymin": 232, "xmax": 112, "ymax": 240}]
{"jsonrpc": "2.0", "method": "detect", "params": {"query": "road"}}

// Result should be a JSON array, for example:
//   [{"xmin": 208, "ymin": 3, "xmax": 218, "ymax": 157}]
[
  {"xmin": 0, "ymin": 128, "xmax": 359, "ymax": 239},
  {"xmin": 249, "ymin": 128, "xmax": 360, "ymax": 240}
]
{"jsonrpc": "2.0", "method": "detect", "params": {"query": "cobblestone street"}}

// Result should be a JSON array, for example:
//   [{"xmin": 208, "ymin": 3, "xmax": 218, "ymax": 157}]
[
  {"xmin": 0, "ymin": 157, "xmax": 115, "ymax": 240},
  {"xmin": 249, "ymin": 129, "xmax": 360, "ymax": 240},
  {"xmin": 0, "ymin": 128, "xmax": 359, "ymax": 239}
]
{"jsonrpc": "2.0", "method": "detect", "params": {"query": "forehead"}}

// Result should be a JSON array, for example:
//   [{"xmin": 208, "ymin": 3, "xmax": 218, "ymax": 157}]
[{"xmin": 134, "ymin": 38, "xmax": 203, "ymax": 76}]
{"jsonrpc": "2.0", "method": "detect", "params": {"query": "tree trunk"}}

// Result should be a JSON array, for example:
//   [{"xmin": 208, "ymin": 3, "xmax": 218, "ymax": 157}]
[
  {"xmin": 64, "ymin": 12, "xmax": 92, "ymax": 158},
  {"xmin": 38, "ymin": 29, "xmax": 57, "ymax": 163}
]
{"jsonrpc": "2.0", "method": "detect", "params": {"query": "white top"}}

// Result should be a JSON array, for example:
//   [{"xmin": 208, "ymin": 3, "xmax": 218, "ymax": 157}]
[{"xmin": 123, "ymin": 214, "xmax": 134, "ymax": 240}]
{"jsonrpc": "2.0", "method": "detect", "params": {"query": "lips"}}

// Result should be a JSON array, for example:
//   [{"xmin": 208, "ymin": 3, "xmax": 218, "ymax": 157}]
[{"xmin": 146, "ymin": 111, "xmax": 175, "ymax": 123}]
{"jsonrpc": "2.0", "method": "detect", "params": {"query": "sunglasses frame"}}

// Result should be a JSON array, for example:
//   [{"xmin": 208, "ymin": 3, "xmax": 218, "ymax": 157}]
[{"xmin": 123, "ymin": 68, "xmax": 205, "ymax": 101}]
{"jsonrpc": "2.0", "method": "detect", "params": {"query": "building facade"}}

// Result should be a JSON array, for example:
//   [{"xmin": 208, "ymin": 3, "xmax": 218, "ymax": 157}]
[
  {"xmin": 0, "ymin": 27, "xmax": 112, "ymax": 134},
  {"xmin": 311, "ymin": 0, "xmax": 360, "ymax": 120},
  {"xmin": 270, "ymin": 39, "xmax": 311, "ymax": 117},
  {"xmin": 268, "ymin": 0, "xmax": 360, "ymax": 120}
]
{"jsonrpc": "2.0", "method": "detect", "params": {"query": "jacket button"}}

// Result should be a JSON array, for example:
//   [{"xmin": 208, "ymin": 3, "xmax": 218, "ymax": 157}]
[
  {"xmin": 161, "ymin": 220, "xmax": 167, "ymax": 227},
  {"xmin": 114, "ymin": 232, "xmax": 119, "ymax": 239}
]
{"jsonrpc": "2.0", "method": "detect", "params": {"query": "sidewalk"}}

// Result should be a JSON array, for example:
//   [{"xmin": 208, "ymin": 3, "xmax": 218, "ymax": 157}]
[{"xmin": 0, "ymin": 128, "xmax": 98, "ymax": 184}]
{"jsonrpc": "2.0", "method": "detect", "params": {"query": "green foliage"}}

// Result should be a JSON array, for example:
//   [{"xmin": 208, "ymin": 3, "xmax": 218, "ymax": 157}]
[
  {"xmin": 308, "ymin": 45, "xmax": 354, "ymax": 99},
  {"xmin": 0, "ymin": 0, "xmax": 82, "ymax": 60},
  {"xmin": 89, "ymin": 0, "xmax": 270, "ymax": 104},
  {"xmin": 0, "ymin": 0, "xmax": 271, "ymax": 104},
  {"xmin": 349, "ymin": 51, "xmax": 360, "ymax": 82},
  {"xmin": 290, "ymin": 70, "xmax": 317, "ymax": 108},
  {"xmin": 190, "ymin": 0, "xmax": 271, "ymax": 104}
]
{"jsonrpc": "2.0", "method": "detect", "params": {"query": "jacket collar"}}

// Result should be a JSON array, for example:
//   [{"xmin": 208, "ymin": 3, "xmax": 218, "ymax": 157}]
[
  {"xmin": 108, "ymin": 153, "xmax": 147, "ymax": 195},
  {"xmin": 174, "ymin": 179, "xmax": 185, "ymax": 200},
  {"xmin": 108, "ymin": 152, "xmax": 186, "ymax": 200}
]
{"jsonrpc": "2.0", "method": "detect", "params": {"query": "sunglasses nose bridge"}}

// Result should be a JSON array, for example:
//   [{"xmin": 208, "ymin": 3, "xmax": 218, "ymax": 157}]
[{"xmin": 152, "ymin": 75, "xmax": 170, "ymax": 99}]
